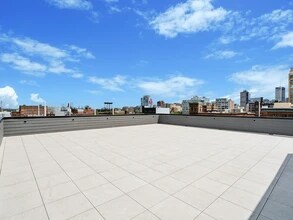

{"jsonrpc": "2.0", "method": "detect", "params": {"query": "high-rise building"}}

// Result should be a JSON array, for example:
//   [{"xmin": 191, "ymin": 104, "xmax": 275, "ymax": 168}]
[
  {"xmin": 141, "ymin": 95, "xmax": 152, "ymax": 107},
  {"xmin": 275, "ymin": 86, "xmax": 285, "ymax": 102},
  {"xmin": 289, "ymin": 68, "xmax": 293, "ymax": 104},
  {"xmin": 240, "ymin": 90, "xmax": 249, "ymax": 108}
]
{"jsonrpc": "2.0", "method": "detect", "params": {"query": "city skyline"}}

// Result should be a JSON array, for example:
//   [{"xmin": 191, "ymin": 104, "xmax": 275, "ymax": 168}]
[{"xmin": 1, "ymin": 0, "xmax": 293, "ymax": 108}]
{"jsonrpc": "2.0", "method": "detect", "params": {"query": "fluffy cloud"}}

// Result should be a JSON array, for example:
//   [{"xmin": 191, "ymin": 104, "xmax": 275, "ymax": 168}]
[
  {"xmin": 47, "ymin": 0, "xmax": 93, "ymax": 10},
  {"xmin": 229, "ymin": 65, "xmax": 289, "ymax": 99},
  {"xmin": 19, "ymin": 80, "xmax": 39, "ymax": 87},
  {"xmin": 137, "ymin": 75, "xmax": 203, "ymax": 99},
  {"xmin": 0, "ymin": 53, "xmax": 47, "ymax": 76},
  {"xmin": 273, "ymin": 32, "xmax": 293, "ymax": 49},
  {"xmin": 67, "ymin": 45, "xmax": 95, "ymax": 59},
  {"xmin": 88, "ymin": 75, "xmax": 127, "ymax": 91},
  {"xmin": 11, "ymin": 37, "xmax": 67, "ymax": 59},
  {"xmin": 149, "ymin": 0, "xmax": 228, "ymax": 38},
  {"xmin": 104, "ymin": 0, "xmax": 119, "ymax": 3},
  {"xmin": 0, "ymin": 86, "xmax": 18, "ymax": 108},
  {"xmin": 220, "ymin": 9, "xmax": 293, "ymax": 44},
  {"xmin": 205, "ymin": 50, "xmax": 238, "ymax": 59},
  {"xmin": 0, "ymin": 33, "xmax": 94, "ymax": 78},
  {"xmin": 30, "ymin": 93, "xmax": 45, "ymax": 103}
]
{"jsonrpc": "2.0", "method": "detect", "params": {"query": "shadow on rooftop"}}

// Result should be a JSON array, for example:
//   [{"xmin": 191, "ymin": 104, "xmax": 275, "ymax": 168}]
[{"xmin": 249, "ymin": 154, "xmax": 293, "ymax": 220}]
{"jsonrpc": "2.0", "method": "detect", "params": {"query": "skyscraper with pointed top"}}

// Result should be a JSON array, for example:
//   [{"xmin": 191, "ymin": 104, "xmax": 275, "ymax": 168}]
[{"xmin": 289, "ymin": 68, "xmax": 293, "ymax": 104}]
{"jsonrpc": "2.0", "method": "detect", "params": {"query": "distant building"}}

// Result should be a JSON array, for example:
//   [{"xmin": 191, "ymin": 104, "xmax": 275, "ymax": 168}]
[
  {"xmin": 273, "ymin": 103, "xmax": 292, "ymax": 109},
  {"xmin": 157, "ymin": 101, "xmax": 166, "ymax": 108},
  {"xmin": 215, "ymin": 98, "xmax": 234, "ymax": 112},
  {"xmin": 52, "ymin": 106, "xmax": 70, "ymax": 116},
  {"xmin": 72, "ymin": 106, "xmax": 95, "ymax": 116},
  {"xmin": 14, "ymin": 105, "xmax": 49, "ymax": 117},
  {"xmin": 275, "ymin": 86, "xmax": 285, "ymax": 102},
  {"xmin": 289, "ymin": 68, "xmax": 293, "ymax": 104},
  {"xmin": 122, "ymin": 106, "xmax": 135, "ymax": 114},
  {"xmin": 167, "ymin": 103, "xmax": 182, "ymax": 113},
  {"xmin": 0, "ymin": 111, "xmax": 11, "ymax": 119},
  {"xmin": 142, "ymin": 107, "xmax": 170, "ymax": 114},
  {"xmin": 182, "ymin": 96, "xmax": 210, "ymax": 115},
  {"xmin": 141, "ymin": 95, "xmax": 152, "ymax": 107},
  {"xmin": 189, "ymin": 103, "xmax": 206, "ymax": 114},
  {"xmin": 247, "ymin": 97, "xmax": 263, "ymax": 113},
  {"xmin": 240, "ymin": 90, "xmax": 250, "ymax": 108}
]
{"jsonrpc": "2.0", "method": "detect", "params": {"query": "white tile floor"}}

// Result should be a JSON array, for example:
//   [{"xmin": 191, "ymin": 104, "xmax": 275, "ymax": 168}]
[{"xmin": 0, "ymin": 124, "xmax": 293, "ymax": 220}]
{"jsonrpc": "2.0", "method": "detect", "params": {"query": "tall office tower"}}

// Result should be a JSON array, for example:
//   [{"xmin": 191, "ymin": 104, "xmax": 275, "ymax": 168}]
[
  {"xmin": 289, "ymin": 68, "xmax": 293, "ymax": 104},
  {"xmin": 240, "ymin": 90, "xmax": 249, "ymax": 108},
  {"xmin": 275, "ymin": 86, "xmax": 285, "ymax": 102},
  {"xmin": 141, "ymin": 95, "xmax": 152, "ymax": 107}
]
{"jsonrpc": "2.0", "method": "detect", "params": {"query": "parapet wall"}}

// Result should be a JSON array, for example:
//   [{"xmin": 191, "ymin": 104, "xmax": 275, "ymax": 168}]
[
  {"xmin": 1, "ymin": 115, "xmax": 293, "ymax": 139},
  {"xmin": 159, "ymin": 115, "xmax": 293, "ymax": 136},
  {"xmin": 3, "ymin": 115, "xmax": 159, "ymax": 137},
  {"xmin": 0, "ymin": 120, "xmax": 3, "ymax": 146}
]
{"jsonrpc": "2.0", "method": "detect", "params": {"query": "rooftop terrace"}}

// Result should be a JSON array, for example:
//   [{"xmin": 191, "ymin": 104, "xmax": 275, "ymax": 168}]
[{"xmin": 0, "ymin": 124, "xmax": 293, "ymax": 220}]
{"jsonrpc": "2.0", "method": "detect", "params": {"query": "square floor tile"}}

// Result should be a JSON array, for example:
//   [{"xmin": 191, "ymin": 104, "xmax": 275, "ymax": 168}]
[
  {"xmin": 152, "ymin": 176, "xmax": 187, "ymax": 194},
  {"xmin": 220, "ymin": 187, "xmax": 262, "ymax": 211},
  {"xmin": 6, "ymin": 206, "xmax": 48, "ymax": 220},
  {"xmin": 135, "ymin": 168, "xmax": 165, "ymax": 183},
  {"xmin": 150, "ymin": 196, "xmax": 200, "ymax": 220},
  {"xmin": 99, "ymin": 167, "xmax": 129, "ymax": 182},
  {"xmin": 68, "ymin": 209, "xmax": 104, "ymax": 220},
  {"xmin": 128, "ymin": 184, "xmax": 169, "ymax": 209},
  {"xmin": 40, "ymin": 181, "xmax": 79, "ymax": 204},
  {"xmin": 37, "ymin": 172, "xmax": 70, "ymax": 190},
  {"xmin": 97, "ymin": 195, "xmax": 145, "ymax": 220},
  {"xmin": 84, "ymin": 183, "xmax": 124, "ymax": 206},
  {"xmin": 206, "ymin": 170, "xmax": 239, "ymax": 185},
  {"xmin": 112, "ymin": 175, "xmax": 147, "ymax": 193},
  {"xmin": 74, "ymin": 174, "xmax": 108, "ymax": 191},
  {"xmin": 46, "ymin": 193, "xmax": 93, "ymax": 220},
  {"xmin": 0, "ymin": 191, "xmax": 43, "ymax": 219},
  {"xmin": 174, "ymin": 185, "xmax": 217, "ymax": 211},
  {"xmin": 192, "ymin": 177, "xmax": 230, "ymax": 197},
  {"xmin": 131, "ymin": 210, "xmax": 160, "ymax": 220},
  {"xmin": 204, "ymin": 198, "xmax": 252, "ymax": 220}
]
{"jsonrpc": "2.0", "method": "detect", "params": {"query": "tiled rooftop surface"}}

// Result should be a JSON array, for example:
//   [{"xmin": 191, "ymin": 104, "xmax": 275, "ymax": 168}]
[{"xmin": 0, "ymin": 124, "xmax": 293, "ymax": 220}]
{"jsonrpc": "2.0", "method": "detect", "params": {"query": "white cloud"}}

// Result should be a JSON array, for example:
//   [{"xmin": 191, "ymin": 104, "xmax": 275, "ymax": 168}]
[
  {"xmin": 30, "ymin": 93, "xmax": 45, "ymax": 103},
  {"xmin": 47, "ymin": 0, "xmax": 93, "ymax": 10},
  {"xmin": 104, "ymin": 0, "xmax": 119, "ymax": 3},
  {"xmin": 205, "ymin": 50, "xmax": 238, "ymax": 59},
  {"xmin": 149, "ymin": 0, "xmax": 228, "ymax": 38},
  {"xmin": 11, "ymin": 37, "xmax": 68, "ymax": 59},
  {"xmin": 273, "ymin": 32, "xmax": 293, "ymax": 49},
  {"xmin": 0, "ymin": 53, "xmax": 47, "ymax": 76},
  {"xmin": 19, "ymin": 80, "xmax": 39, "ymax": 87},
  {"xmin": 0, "ymin": 86, "xmax": 18, "ymax": 108},
  {"xmin": 108, "ymin": 6, "xmax": 121, "ymax": 13},
  {"xmin": 229, "ymin": 65, "xmax": 288, "ymax": 99},
  {"xmin": 47, "ymin": 60, "xmax": 73, "ymax": 74},
  {"xmin": 132, "ymin": 0, "xmax": 148, "ymax": 4},
  {"xmin": 71, "ymin": 73, "xmax": 84, "ymax": 78},
  {"xmin": 0, "ymin": 34, "xmax": 91, "ymax": 78},
  {"xmin": 67, "ymin": 45, "xmax": 95, "ymax": 59},
  {"xmin": 88, "ymin": 75, "xmax": 127, "ymax": 91},
  {"xmin": 137, "ymin": 75, "xmax": 204, "ymax": 98},
  {"xmin": 220, "ymin": 9, "xmax": 293, "ymax": 44}
]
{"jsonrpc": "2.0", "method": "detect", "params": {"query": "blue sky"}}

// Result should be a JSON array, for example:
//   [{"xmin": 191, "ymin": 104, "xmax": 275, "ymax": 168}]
[{"xmin": 0, "ymin": 0, "xmax": 293, "ymax": 108}]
